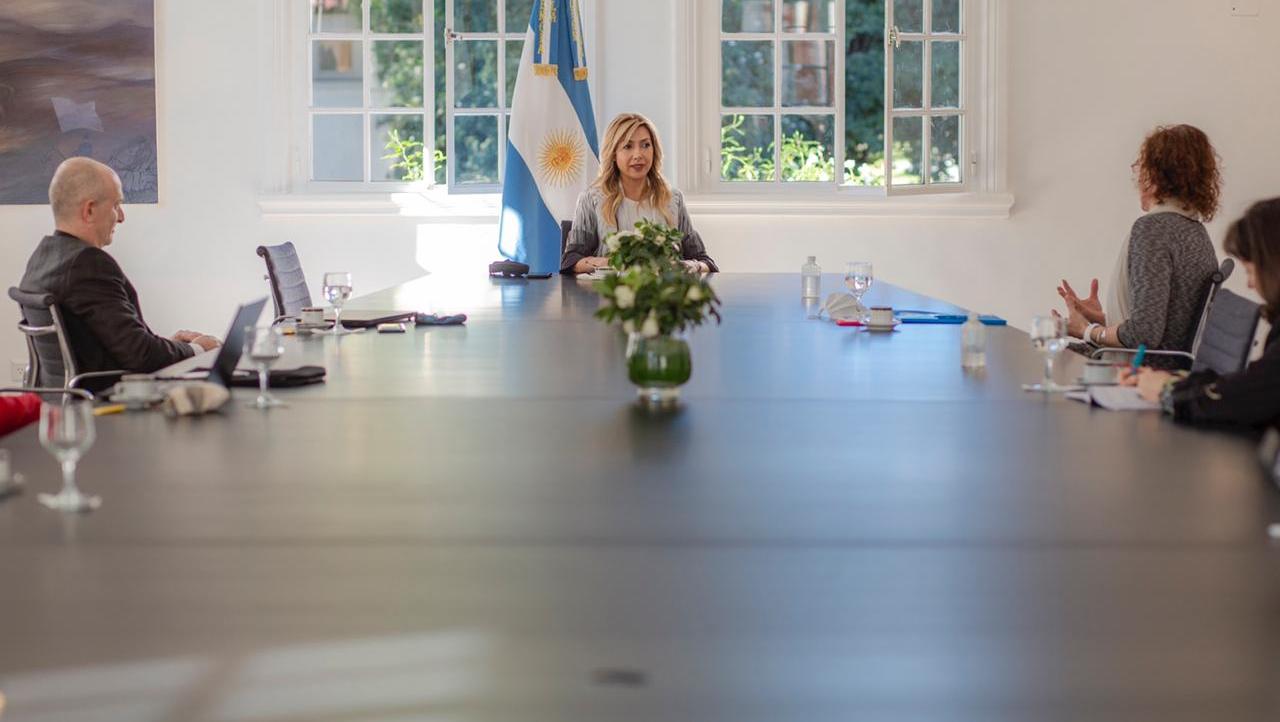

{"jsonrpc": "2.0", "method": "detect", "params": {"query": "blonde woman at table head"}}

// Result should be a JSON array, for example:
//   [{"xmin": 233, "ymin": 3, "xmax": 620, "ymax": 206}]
[{"xmin": 561, "ymin": 113, "xmax": 718, "ymax": 274}]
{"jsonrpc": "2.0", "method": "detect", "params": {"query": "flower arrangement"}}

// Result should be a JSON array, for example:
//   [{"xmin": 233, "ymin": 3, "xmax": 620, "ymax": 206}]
[
  {"xmin": 595, "ymin": 266, "xmax": 721, "ymax": 337},
  {"xmin": 600, "ymin": 219, "xmax": 685, "ymax": 271}
]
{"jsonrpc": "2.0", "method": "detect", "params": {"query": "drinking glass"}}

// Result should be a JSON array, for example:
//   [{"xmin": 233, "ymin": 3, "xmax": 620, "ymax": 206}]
[
  {"xmin": 844, "ymin": 261, "xmax": 874, "ymax": 320},
  {"xmin": 1023, "ymin": 315, "xmax": 1070, "ymax": 392},
  {"xmin": 244, "ymin": 325, "xmax": 286, "ymax": 408},
  {"xmin": 37, "ymin": 398, "xmax": 99, "ymax": 512},
  {"xmin": 322, "ymin": 271, "xmax": 354, "ymax": 335}
]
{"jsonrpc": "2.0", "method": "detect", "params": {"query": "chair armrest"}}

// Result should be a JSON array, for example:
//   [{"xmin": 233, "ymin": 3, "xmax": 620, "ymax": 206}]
[
  {"xmin": 0, "ymin": 387, "xmax": 93, "ymax": 401},
  {"xmin": 1089, "ymin": 348, "xmax": 1193, "ymax": 361},
  {"xmin": 68, "ymin": 370, "xmax": 128, "ymax": 394}
]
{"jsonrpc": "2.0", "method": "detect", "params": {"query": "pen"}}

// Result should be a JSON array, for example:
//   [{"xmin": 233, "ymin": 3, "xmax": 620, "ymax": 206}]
[
  {"xmin": 93, "ymin": 404, "xmax": 126, "ymax": 417},
  {"xmin": 1130, "ymin": 344, "xmax": 1147, "ymax": 372}
]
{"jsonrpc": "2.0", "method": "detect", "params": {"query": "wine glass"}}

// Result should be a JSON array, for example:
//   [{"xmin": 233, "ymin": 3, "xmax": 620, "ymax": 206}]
[
  {"xmin": 36, "ymin": 397, "xmax": 99, "ymax": 512},
  {"xmin": 1023, "ymin": 315, "xmax": 1070, "ymax": 392},
  {"xmin": 322, "ymin": 272, "xmax": 354, "ymax": 335},
  {"xmin": 844, "ymin": 261, "xmax": 874, "ymax": 320},
  {"xmin": 244, "ymin": 325, "xmax": 286, "ymax": 408}
]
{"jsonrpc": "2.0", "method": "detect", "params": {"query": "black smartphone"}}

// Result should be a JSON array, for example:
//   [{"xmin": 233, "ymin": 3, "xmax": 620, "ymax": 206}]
[{"xmin": 525, "ymin": 272, "xmax": 553, "ymax": 279}]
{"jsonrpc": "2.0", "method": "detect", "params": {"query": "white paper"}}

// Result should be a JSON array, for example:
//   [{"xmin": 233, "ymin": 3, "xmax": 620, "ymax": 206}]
[{"xmin": 1067, "ymin": 385, "xmax": 1160, "ymax": 411}]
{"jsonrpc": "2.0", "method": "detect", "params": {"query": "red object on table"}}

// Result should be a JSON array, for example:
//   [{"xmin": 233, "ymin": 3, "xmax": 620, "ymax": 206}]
[{"xmin": 0, "ymin": 394, "xmax": 41, "ymax": 437}]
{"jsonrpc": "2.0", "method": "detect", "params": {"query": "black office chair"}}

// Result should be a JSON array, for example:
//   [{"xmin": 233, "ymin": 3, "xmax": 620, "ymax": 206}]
[
  {"xmin": 256, "ymin": 241, "xmax": 312, "ymax": 321},
  {"xmin": 1092, "ymin": 260, "xmax": 1261, "ymax": 375},
  {"xmin": 560, "ymin": 220, "xmax": 573, "ymax": 255},
  {"xmin": 7, "ymin": 287, "xmax": 124, "ymax": 395}
]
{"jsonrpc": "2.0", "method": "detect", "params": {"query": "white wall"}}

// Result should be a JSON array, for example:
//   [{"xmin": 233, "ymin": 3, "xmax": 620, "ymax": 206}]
[{"xmin": 2, "ymin": 0, "xmax": 1278, "ymax": 377}]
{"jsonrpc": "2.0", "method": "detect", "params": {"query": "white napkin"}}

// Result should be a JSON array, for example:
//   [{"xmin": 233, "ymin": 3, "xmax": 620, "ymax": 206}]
[
  {"xmin": 820, "ymin": 292, "xmax": 861, "ymax": 322},
  {"xmin": 162, "ymin": 382, "xmax": 230, "ymax": 416}
]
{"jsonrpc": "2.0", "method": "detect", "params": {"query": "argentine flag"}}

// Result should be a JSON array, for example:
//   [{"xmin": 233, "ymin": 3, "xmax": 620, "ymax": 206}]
[{"xmin": 498, "ymin": 0, "xmax": 599, "ymax": 274}]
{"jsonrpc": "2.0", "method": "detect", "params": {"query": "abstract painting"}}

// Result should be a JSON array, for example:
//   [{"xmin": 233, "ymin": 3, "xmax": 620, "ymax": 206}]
[{"xmin": 0, "ymin": 1, "xmax": 158, "ymax": 204}]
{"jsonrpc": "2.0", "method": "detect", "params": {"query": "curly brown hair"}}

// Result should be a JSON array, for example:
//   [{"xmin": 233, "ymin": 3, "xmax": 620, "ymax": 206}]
[
  {"xmin": 1224, "ymin": 198, "xmax": 1280, "ymax": 320},
  {"xmin": 1134, "ymin": 124, "xmax": 1222, "ymax": 221}
]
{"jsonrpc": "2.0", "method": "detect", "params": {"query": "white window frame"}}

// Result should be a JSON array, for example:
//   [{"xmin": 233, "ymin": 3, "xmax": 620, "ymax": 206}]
[
  {"xmin": 259, "ymin": 0, "xmax": 602, "ymax": 215},
  {"xmin": 675, "ymin": 0, "xmax": 1010, "ymax": 217}
]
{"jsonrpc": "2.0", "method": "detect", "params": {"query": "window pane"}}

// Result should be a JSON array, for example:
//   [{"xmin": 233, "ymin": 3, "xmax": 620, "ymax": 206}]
[
  {"xmin": 371, "ymin": 41, "xmax": 424, "ymax": 108},
  {"xmin": 930, "ymin": 115, "xmax": 961, "ymax": 183},
  {"xmin": 892, "ymin": 40, "xmax": 922, "ymax": 109},
  {"xmin": 723, "ymin": 0, "xmax": 774, "ymax": 33},
  {"xmin": 892, "ymin": 0, "xmax": 922, "ymax": 33},
  {"xmin": 931, "ymin": 41, "xmax": 959, "ymax": 108},
  {"xmin": 506, "ymin": 41, "xmax": 523, "ymax": 105},
  {"xmin": 455, "ymin": 40, "xmax": 498, "ymax": 108},
  {"xmin": 783, "ymin": 0, "xmax": 834, "ymax": 32},
  {"xmin": 722, "ymin": 41, "xmax": 773, "ymax": 107},
  {"xmin": 313, "ymin": 114, "xmax": 364, "ymax": 181},
  {"xmin": 507, "ymin": 0, "xmax": 535, "ymax": 33},
  {"xmin": 781, "ymin": 115, "xmax": 834, "ymax": 182},
  {"xmin": 434, "ymin": 5, "xmax": 446, "ymax": 185},
  {"xmin": 455, "ymin": 0, "xmax": 497, "ymax": 32},
  {"xmin": 891, "ymin": 115, "xmax": 922, "ymax": 185},
  {"xmin": 370, "ymin": 0, "xmax": 422, "ymax": 33},
  {"xmin": 844, "ymin": 0, "xmax": 885, "ymax": 186},
  {"xmin": 311, "ymin": 0, "xmax": 362, "ymax": 33},
  {"xmin": 721, "ymin": 114, "xmax": 775, "ymax": 181},
  {"xmin": 312, "ymin": 40, "xmax": 363, "ymax": 108},
  {"xmin": 455, "ymin": 115, "xmax": 499, "ymax": 184},
  {"xmin": 932, "ymin": 0, "xmax": 961, "ymax": 33},
  {"xmin": 782, "ymin": 40, "xmax": 832, "ymax": 107},
  {"xmin": 373, "ymin": 114, "xmax": 427, "ymax": 181}
]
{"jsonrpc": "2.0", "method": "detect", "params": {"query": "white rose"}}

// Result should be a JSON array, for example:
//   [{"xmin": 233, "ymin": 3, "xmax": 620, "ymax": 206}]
[
  {"xmin": 641, "ymin": 312, "xmax": 660, "ymax": 338},
  {"xmin": 614, "ymin": 285, "xmax": 635, "ymax": 309},
  {"xmin": 685, "ymin": 284, "xmax": 704, "ymax": 302},
  {"xmin": 623, "ymin": 319, "xmax": 636, "ymax": 334},
  {"xmin": 605, "ymin": 234, "xmax": 622, "ymax": 253}
]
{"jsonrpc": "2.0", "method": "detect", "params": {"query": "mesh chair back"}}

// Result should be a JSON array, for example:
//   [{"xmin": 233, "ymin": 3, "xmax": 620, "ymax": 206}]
[
  {"xmin": 256, "ymin": 242, "xmax": 312, "ymax": 319},
  {"xmin": 1191, "ymin": 287, "xmax": 1261, "ymax": 375},
  {"xmin": 7, "ymin": 287, "xmax": 73, "ymax": 388}
]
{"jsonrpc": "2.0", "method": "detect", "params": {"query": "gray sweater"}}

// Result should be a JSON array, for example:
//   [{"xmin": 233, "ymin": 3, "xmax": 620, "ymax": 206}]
[{"xmin": 1116, "ymin": 212, "xmax": 1217, "ymax": 352}]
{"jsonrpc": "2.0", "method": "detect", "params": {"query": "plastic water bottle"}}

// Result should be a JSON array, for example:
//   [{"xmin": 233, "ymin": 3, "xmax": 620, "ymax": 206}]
[
  {"xmin": 962, "ymin": 313, "xmax": 987, "ymax": 369},
  {"xmin": 801, "ymin": 256, "xmax": 821, "ymax": 300}
]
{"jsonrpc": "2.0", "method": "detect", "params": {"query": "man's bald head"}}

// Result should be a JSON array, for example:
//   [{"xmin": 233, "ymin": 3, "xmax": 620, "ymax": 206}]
[
  {"xmin": 49, "ymin": 157, "xmax": 119, "ymax": 223},
  {"xmin": 48, "ymin": 157, "xmax": 126, "ymax": 248}
]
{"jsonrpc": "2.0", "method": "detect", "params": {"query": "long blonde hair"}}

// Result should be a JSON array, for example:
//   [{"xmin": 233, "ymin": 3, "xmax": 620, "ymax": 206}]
[{"xmin": 594, "ymin": 113, "xmax": 674, "ymax": 229}]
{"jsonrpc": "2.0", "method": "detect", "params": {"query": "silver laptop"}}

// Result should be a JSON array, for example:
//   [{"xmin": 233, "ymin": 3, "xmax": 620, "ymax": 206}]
[{"xmin": 157, "ymin": 298, "xmax": 268, "ymax": 385}]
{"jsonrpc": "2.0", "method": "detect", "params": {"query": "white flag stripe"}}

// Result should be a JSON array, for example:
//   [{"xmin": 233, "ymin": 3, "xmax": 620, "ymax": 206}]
[{"xmin": 507, "ymin": 30, "xmax": 599, "ymax": 223}]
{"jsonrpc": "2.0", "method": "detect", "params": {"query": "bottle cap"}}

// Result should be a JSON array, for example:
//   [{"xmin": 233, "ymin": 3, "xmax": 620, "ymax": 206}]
[{"xmin": 806, "ymin": 256, "xmax": 816, "ymax": 263}]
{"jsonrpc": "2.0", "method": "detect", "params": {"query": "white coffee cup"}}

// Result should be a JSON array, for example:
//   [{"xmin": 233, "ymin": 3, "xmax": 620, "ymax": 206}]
[
  {"xmin": 869, "ymin": 306, "xmax": 894, "ymax": 326},
  {"xmin": 112, "ymin": 373, "xmax": 158, "ymax": 400},
  {"xmin": 300, "ymin": 307, "xmax": 324, "ymax": 325},
  {"xmin": 1082, "ymin": 360, "xmax": 1118, "ymax": 385}
]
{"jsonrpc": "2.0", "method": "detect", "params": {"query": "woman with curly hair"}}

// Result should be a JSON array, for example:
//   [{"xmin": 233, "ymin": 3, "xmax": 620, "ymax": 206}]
[
  {"xmin": 1057, "ymin": 124, "xmax": 1222, "ymax": 354},
  {"xmin": 561, "ymin": 113, "xmax": 717, "ymax": 274},
  {"xmin": 1122, "ymin": 199, "xmax": 1280, "ymax": 429}
]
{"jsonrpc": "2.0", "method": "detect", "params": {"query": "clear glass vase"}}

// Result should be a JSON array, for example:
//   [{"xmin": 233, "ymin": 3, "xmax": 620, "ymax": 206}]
[{"xmin": 626, "ymin": 332, "xmax": 692, "ymax": 407}]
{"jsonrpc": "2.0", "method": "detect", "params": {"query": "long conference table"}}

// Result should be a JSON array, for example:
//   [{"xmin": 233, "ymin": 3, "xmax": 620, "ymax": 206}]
[{"xmin": 1, "ymin": 273, "xmax": 1278, "ymax": 722}]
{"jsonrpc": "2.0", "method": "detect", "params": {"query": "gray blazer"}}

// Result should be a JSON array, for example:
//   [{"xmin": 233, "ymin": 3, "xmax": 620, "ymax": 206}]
[
  {"xmin": 560, "ymin": 188, "xmax": 719, "ymax": 273},
  {"xmin": 18, "ymin": 231, "xmax": 195, "ymax": 384}
]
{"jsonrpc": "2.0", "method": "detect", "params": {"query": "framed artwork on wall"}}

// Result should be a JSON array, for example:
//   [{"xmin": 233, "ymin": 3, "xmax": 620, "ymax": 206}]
[{"xmin": 0, "ymin": 1, "xmax": 158, "ymax": 204}]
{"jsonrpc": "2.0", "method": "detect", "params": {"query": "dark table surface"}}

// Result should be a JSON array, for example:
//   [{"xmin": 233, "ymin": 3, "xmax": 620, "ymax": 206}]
[{"xmin": 1, "ymin": 274, "xmax": 1277, "ymax": 722}]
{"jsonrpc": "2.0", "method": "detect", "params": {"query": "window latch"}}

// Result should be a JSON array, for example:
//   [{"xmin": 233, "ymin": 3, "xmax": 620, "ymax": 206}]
[
  {"xmin": 445, "ymin": 27, "xmax": 460, "ymax": 45},
  {"xmin": 888, "ymin": 25, "xmax": 901, "ymax": 49}
]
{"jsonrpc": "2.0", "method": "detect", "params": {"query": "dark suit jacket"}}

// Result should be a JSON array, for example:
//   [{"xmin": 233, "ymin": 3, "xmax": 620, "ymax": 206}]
[
  {"xmin": 18, "ymin": 231, "xmax": 194, "ymax": 384},
  {"xmin": 1171, "ymin": 322, "xmax": 1280, "ymax": 430}
]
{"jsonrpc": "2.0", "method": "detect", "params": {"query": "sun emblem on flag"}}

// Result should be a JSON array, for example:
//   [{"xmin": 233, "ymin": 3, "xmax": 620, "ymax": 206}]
[{"xmin": 538, "ymin": 129, "xmax": 585, "ymax": 187}]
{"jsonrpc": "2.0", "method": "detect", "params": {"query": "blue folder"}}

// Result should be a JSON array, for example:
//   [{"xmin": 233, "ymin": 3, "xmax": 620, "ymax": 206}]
[{"xmin": 896, "ymin": 311, "xmax": 1007, "ymax": 326}]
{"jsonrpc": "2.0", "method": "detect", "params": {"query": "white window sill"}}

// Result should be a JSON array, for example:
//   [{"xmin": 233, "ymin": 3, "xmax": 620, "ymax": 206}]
[
  {"xmin": 683, "ymin": 192, "xmax": 1015, "ymax": 219},
  {"xmin": 258, "ymin": 190, "xmax": 1015, "ymax": 221},
  {"xmin": 258, "ymin": 191, "xmax": 501, "ymax": 222}
]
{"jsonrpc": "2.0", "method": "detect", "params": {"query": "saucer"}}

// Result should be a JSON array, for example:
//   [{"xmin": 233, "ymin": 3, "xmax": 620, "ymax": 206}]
[
  {"xmin": 864, "ymin": 320, "xmax": 901, "ymax": 332},
  {"xmin": 109, "ymin": 392, "xmax": 166, "ymax": 409}
]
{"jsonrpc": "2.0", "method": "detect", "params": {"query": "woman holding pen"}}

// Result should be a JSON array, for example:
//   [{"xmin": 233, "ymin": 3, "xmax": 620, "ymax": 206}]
[{"xmin": 1123, "ymin": 199, "xmax": 1280, "ymax": 429}]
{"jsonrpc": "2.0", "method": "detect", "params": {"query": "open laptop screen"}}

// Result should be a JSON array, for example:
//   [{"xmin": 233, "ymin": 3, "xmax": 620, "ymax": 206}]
[{"xmin": 208, "ymin": 297, "xmax": 268, "ymax": 386}]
